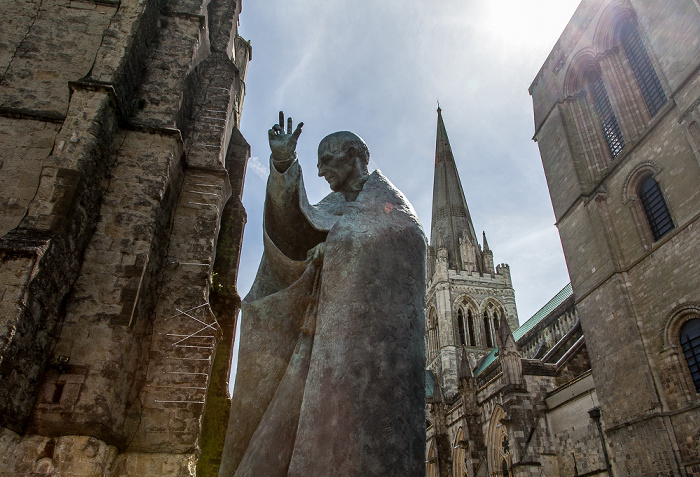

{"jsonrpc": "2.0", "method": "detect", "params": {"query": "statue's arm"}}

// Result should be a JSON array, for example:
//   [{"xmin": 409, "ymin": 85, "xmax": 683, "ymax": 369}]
[{"xmin": 263, "ymin": 112, "xmax": 327, "ymax": 262}]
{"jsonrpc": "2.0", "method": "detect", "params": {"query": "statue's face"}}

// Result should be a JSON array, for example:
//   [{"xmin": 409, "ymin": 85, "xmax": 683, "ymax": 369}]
[{"xmin": 317, "ymin": 143, "xmax": 357, "ymax": 192}]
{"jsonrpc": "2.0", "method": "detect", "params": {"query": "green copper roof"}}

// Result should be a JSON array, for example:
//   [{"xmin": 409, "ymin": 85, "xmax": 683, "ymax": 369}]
[{"xmin": 473, "ymin": 283, "xmax": 573, "ymax": 377}]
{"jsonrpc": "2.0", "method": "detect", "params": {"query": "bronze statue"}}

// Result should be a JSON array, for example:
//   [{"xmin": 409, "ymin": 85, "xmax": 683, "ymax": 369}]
[{"xmin": 219, "ymin": 112, "xmax": 426, "ymax": 476}]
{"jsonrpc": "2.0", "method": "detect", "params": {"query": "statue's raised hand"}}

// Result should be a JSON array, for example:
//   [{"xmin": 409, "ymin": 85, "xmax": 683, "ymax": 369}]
[{"xmin": 269, "ymin": 111, "xmax": 303, "ymax": 171}]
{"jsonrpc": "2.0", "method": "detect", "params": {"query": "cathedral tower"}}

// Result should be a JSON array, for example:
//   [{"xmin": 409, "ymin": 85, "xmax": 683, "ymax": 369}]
[{"xmin": 426, "ymin": 108, "xmax": 518, "ymax": 400}]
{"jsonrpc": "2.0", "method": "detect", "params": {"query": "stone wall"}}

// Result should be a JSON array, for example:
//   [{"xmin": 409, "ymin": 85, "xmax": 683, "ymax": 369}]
[
  {"xmin": 531, "ymin": 0, "xmax": 700, "ymax": 474},
  {"xmin": 0, "ymin": 0, "xmax": 250, "ymax": 474}
]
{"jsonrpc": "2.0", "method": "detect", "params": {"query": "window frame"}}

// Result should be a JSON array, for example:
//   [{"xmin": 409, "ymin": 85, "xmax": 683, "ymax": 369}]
[
  {"xmin": 680, "ymin": 318, "xmax": 700, "ymax": 393},
  {"xmin": 637, "ymin": 175, "xmax": 674, "ymax": 241}
]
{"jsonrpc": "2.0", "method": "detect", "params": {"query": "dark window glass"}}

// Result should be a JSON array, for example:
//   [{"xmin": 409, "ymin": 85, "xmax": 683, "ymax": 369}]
[
  {"xmin": 468, "ymin": 310, "xmax": 476, "ymax": 347},
  {"xmin": 680, "ymin": 318, "xmax": 700, "ymax": 393},
  {"xmin": 639, "ymin": 176, "xmax": 674, "ymax": 240},
  {"xmin": 458, "ymin": 309, "xmax": 466, "ymax": 346},
  {"xmin": 622, "ymin": 22, "xmax": 667, "ymax": 117},
  {"xmin": 484, "ymin": 312, "xmax": 493, "ymax": 348},
  {"xmin": 588, "ymin": 71, "xmax": 625, "ymax": 158},
  {"xmin": 493, "ymin": 313, "xmax": 500, "ymax": 344}
]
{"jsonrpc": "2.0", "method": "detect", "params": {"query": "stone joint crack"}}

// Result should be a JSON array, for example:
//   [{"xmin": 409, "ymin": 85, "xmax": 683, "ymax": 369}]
[{"xmin": 0, "ymin": 0, "xmax": 44, "ymax": 86}]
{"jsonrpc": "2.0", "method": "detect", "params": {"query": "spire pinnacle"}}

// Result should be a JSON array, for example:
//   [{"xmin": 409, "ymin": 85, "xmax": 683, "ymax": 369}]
[
  {"xmin": 497, "ymin": 312, "xmax": 514, "ymax": 350},
  {"xmin": 483, "ymin": 231, "xmax": 490, "ymax": 251},
  {"xmin": 430, "ymin": 108, "xmax": 480, "ymax": 272},
  {"xmin": 435, "ymin": 106, "xmax": 453, "ymax": 165}
]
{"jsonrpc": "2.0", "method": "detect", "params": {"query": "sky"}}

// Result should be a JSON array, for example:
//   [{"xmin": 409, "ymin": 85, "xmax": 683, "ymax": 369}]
[{"xmin": 234, "ymin": 0, "xmax": 581, "ymax": 328}]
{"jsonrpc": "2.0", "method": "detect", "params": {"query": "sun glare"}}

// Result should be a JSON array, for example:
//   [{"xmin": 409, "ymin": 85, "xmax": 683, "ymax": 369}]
[{"xmin": 479, "ymin": 1, "xmax": 582, "ymax": 53}]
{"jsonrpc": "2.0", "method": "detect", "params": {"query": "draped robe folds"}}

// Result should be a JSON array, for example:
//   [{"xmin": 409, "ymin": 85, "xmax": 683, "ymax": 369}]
[{"xmin": 219, "ymin": 159, "xmax": 426, "ymax": 477}]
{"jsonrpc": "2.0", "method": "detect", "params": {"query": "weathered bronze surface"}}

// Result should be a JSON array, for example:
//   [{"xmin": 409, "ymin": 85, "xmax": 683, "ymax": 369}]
[{"xmin": 219, "ymin": 113, "xmax": 426, "ymax": 476}]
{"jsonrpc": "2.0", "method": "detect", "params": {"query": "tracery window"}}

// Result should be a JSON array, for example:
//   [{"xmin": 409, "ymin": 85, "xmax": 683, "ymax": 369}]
[
  {"xmin": 457, "ymin": 309, "xmax": 467, "ymax": 346},
  {"xmin": 588, "ymin": 68, "xmax": 625, "ymax": 158},
  {"xmin": 467, "ymin": 310, "xmax": 476, "ymax": 347},
  {"xmin": 621, "ymin": 22, "xmax": 667, "ymax": 117},
  {"xmin": 484, "ymin": 311, "xmax": 493, "ymax": 348},
  {"xmin": 428, "ymin": 309, "xmax": 440, "ymax": 361},
  {"xmin": 493, "ymin": 311, "xmax": 500, "ymax": 343},
  {"xmin": 680, "ymin": 318, "xmax": 700, "ymax": 393},
  {"xmin": 453, "ymin": 429, "xmax": 468, "ymax": 476},
  {"xmin": 427, "ymin": 441, "xmax": 438, "ymax": 477},
  {"xmin": 638, "ymin": 175, "xmax": 674, "ymax": 241}
]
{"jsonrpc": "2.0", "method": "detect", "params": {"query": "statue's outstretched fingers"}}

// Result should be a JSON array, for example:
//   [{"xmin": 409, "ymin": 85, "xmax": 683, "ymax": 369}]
[
  {"xmin": 292, "ymin": 122, "xmax": 304, "ymax": 140},
  {"xmin": 287, "ymin": 117, "xmax": 293, "ymax": 134},
  {"xmin": 279, "ymin": 111, "xmax": 285, "ymax": 129}
]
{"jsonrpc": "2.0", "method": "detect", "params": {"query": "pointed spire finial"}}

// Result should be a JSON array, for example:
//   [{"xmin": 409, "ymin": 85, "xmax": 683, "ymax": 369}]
[
  {"xmin": 497, "ymin": 312, "xmax": 513, "ymax": 350},
  {"xmin": 430, "ymin": 107, "xmax": 481, "ymax": 271},
  {"xmin": 437, "ymin": 100, "xmax": 441, "ymax": 112},
  {"xmin": 483, "ymin": 231, "xmax": 490, "ymax": 252}
]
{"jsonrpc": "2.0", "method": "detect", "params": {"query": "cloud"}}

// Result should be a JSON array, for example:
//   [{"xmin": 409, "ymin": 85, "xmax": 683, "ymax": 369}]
[
  {"xmin": 238, "ymin": 0, "xmax": 581, "ymax": 322},
  {"xmin": 247, "ymin": 156, "xmax": 269, "ymax": 181}
]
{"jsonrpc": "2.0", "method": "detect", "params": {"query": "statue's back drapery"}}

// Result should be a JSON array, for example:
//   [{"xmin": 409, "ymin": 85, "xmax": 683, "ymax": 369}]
[{"xmin": 219, "ymin": 121, "xmax": 426, "ymax": 476}]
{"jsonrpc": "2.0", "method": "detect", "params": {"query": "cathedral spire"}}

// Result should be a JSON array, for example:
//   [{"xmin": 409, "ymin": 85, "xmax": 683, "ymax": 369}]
[{"xmin": 430, "ymin": 107, "xmax": 480, "ymax": 272}]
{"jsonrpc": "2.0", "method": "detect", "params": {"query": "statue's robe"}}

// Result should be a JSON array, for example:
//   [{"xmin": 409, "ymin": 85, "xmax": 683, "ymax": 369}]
[{"xmin": 219, "ymin": 159, "xmax": 426, "ymax": 476}]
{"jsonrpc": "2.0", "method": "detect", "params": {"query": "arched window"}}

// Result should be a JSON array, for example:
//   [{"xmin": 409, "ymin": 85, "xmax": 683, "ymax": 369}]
[
  {"xmin": 457, "ymin": 309, "xmax": 466, "ymax": 346},
  {"xmin": 467, "ymin": 310, "xmax": 475, "ymax": 347},
  {"xmin": 680, "ymin": 319, "xmax": 700, "ymax": 393},
  {"xmin": 638, "ymin": 176, "xmax": 674, "ymax": 240},
  {"xmin": 587, "ymin": 67, "xmax": 625, "ymax": 158},
  {"xmin": 428, "ymin": 309, "xmax": 440, "ymax": 362},
  {"xmin": 493, "ymin": 311, "xmax": 500, "ymax": 343},
  {"xmin": 484, "ymin": 311, "xmax": 493, "ymax": 348},
  {"xmin": 427, "ymin": 441, "xmax": 438, "ymax": 477},
  {"xmin": 621, "ymin": 22, "xmax": 667, "ymax": 117},
  {"xmin": 453, "ymin": 428, "xmax": 468, "ymax": 477}
]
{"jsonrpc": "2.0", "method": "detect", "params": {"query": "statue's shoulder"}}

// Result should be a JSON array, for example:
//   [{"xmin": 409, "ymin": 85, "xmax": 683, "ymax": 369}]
[
  {"xmin": 367, "ymin": 170, "xmax": 411, "ymax": 207},
  {"xmin": 365, "ymin": 170, "xmax": 424, "ymax": 235}
]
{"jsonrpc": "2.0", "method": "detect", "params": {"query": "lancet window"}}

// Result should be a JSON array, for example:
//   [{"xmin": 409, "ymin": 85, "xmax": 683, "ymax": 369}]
[
  {"xmin": 638, "ymin": 175, "xmax": 674, "ymax": 241},
  {"xmin": 621, "ymin": 22, "xmax": 667, "ymax": 117},
  {"xmin": 493, "ymin": 311, "xmax": 500, "ymax": 342},
  {"xmin": 467, "ymin": 310, "xmax": 476, "ymax": 347},
  {"xmin": 587, "ymin": 68, "xmax": 625, "ymax": 159},
  {"xmin": 484, "ymin": 311, "xmax": 493, "ymax": 348},
  {"xmin": 680, "ymin": 318, "xmax": 700, "ymax": 393},
  {"xmin": 457, "ymin": 309, "xmax": 467, "ymax": 346},
  {"xmin": 427, "ymin": 309, "xmax": 440, "ymax": 362}
]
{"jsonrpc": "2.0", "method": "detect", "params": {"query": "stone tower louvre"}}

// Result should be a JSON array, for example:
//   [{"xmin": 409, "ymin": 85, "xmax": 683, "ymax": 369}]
[
  {"xmin": 426, "ymin": 108, "xmax": 518, "ymax": 400},
  {"xmin": 0, "ymin": 0, "xmax": 250, "ymax": 475}
]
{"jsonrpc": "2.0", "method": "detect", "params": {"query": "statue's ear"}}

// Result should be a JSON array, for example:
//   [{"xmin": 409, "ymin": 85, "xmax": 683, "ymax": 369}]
[{"xmin": 345, "ymin": 145, "xmax": 358, "ymax": 160}]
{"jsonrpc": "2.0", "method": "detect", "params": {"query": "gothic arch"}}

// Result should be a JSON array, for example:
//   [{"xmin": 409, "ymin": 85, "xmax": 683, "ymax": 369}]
[
  {"xmin": 622, "ymin": 161, "xmax": 661, "ymax": 204},
  {"xmin": 486, "ymin": 405, "xmax": 512, "ymax": 476},
  {"xmin": 454, "ymin": 294, "xmax": 480, "ymax": 313},
  {"xmin": 427, "ymin": 306, "xmax": 440, "ymax": 362},
  {"xmin": 663, "ymin": 304, "xmax": 700, "ymax": 398},
  {"xmin": 426, "ymin": 440, "xmax": 438, "ymax": 477},
  {"xmin": 479, "ymin": 299, "xmax": 504, "ymax": 349},
  {"xmin": 453, "ymin": 427, "xmax": 468, "ymax": 477},
  {"xmin": 593, "ymin": 0, "xmax": 635, "ymax": 53},
  {"xmin": 481, "ymin": 298, "xmax": 506, "ymax": 327},
  {"xmin": 663, "ymin": 304, "xmax": 700, "ymax": 348},
  {"xmin": 622, "ymin": 162, "xmax": 674, "ymax": 247},
  {"xmin": 563, "ymin": 50, "xmax": 598, "ymax": 98},
  {"xmin": 480, "ymin": 297, "xmax": 505, "ymax": 314},
  {"xmin": 454, "ymin": 295, "xmax": 479, "ymax": 347}
]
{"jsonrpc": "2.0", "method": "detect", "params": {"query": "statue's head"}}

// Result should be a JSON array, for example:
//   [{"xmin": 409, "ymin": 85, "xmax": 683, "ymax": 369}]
[{"xmin": 317, "ymin": 131, "xmax": 370, "ymax": 193}]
